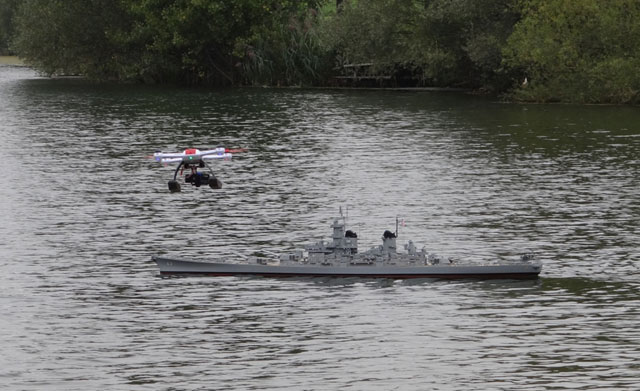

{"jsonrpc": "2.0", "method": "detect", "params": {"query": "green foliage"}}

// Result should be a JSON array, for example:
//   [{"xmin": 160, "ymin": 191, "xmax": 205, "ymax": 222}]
[
  {"xmin": 238, "ymin": 7, "xmax": 333, "ymax": 86},
  {"xmin": 319, "ymin": 0, "xmax": 422, "ymax": 78},
  {"xmin": 318, "ymin": 0, "xmax": 520, "ymax": 89},
  {"xmin": 11, "ymin": 0, "xmax": 327, "ymax": 85},
  {"xmin": 503, "ymin": 0, "xmax": 640, "ymax": 103},
  {"xmin": 12, "ymin": 0, "xmax": 131, "ymax": 78},
  {"xmin": 121, "ymin": 0, "xmax": 263, "ymax": 84},
  {"xmin": 0, "ymin": 0, "xmax": 19, "ymax": 54},
  {"xmin": 7, "ymin": 0, "xmax": 640, "ymax": 103}
]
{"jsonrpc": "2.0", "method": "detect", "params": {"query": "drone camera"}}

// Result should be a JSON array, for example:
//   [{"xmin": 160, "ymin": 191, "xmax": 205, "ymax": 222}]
[{"xmin": 185, "ymin": 172, "xmax": 210, "ymax": 187}]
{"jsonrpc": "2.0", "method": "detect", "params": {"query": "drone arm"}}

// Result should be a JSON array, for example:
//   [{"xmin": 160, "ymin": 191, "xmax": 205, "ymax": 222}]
[
  {"xmin": 202, "ymin": 153, "xmax": 232, "ymax": 160},
  {"xmin": 199, "ymin": 147, "xmax": 226, "ymax": 156},
  {"xmin": 154, "ymin": 152, "xmax": 185, "ymax": 160}
]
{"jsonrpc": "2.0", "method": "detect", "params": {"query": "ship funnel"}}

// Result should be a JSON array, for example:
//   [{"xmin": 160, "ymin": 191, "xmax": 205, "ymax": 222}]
[{"xmin": 382, "ymin": 230, "xmax": 397, "ymax": 253}]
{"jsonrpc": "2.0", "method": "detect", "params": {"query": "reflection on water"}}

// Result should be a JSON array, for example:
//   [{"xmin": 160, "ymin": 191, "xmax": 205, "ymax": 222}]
[{"xmin": 1, "ymin": 66, "xmax": 639, "ymax": 390}]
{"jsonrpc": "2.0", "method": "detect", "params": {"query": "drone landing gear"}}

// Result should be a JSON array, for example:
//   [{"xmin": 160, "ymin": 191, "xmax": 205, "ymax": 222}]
[
  {"xmin": 168, "ymin": 180, "xmax": 181, "ymax": 193},
  {"xmin": 168, "ymin": 161, "xmax": 223, "ymax": 192},
  {"xmin": 208, "ymin": 177, "xmax": 222, "ymax": 189}
]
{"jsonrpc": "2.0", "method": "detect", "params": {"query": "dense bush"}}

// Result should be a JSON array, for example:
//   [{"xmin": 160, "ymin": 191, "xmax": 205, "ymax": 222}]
[
  {"xmin": 11, "ymin": 0, "xmax": 322, "ymax": 85},
  {"xmin": 503, "ymin": 0, "xmax": 640, "ymax": 103},
  {"xmin": 237, "ymin": 7, "xmax": 333, "ymax": 86},
  {"xmin": 319, "ymin": 0, "xmax": 520, "ymax": 90},
  {"xmin": 0, "ymin": 0, "xmax": 19, "ymax": 55}
]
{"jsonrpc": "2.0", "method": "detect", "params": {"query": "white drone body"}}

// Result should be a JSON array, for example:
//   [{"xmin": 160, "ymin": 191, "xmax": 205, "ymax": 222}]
[{"xmin": 153, "ymin": 147, "xmax": 232, "ymax": 164}]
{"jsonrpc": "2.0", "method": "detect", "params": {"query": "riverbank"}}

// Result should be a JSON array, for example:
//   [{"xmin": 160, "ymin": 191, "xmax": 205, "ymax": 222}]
[{"xmin": 0, "ymin": 56, "xmax": 25, "ymax": 66}]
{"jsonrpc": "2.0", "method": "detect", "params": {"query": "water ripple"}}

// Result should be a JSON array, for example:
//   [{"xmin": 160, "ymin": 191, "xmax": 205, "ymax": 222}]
[{"xmin": 1, "ymin": 67, "xmax": 639, "ymax": 390}]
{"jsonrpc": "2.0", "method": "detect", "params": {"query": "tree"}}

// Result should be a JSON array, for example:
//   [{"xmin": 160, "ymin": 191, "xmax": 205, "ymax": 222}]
[
  {"xmin": 319, "ymin": 0, "xmax": 520, "ymax": 89},
  {"xmin": 121, "ymin": 0, "xmax": 265, "ymax": 84},
  {"xmin": 12, "ymin": 0, "xmax": 131, "ymax": 78},
  {"xmin": 503, "ymin": 0, "xmax": 640, "ymax": 103},
  {"xmin": 426, "ymin": 0, "xmax": 520, "ymax": 90},
  {"xmin": 12, "ymin": 0, "xmax": 326, "ymax": 85},
  {"xmin": 0, "ymin": 0, "xmax": 19, "ymax": 54},
  {"xmin": 319, "ymin": 0, "xmax": 421, "ymax": 74},
  {"xmin": 237, "ymin": 6, "xmax": 333, "ymax": 86}
]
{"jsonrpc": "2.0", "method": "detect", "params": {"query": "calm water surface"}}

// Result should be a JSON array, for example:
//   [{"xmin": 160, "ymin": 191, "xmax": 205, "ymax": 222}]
[{"xmin": 1, "ymin": 66, "xmax": 638, "ymax": 390}]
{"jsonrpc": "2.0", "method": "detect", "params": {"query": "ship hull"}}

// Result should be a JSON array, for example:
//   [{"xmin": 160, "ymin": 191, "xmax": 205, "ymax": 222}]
[{"xmin": 152, "ymin": 256, "xmax": 541, "ymax": 280}]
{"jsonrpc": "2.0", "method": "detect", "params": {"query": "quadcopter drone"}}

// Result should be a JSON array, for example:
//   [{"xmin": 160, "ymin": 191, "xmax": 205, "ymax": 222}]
[{"xmin": 153, "ymin": 147, "xmax": 245, "ymax": 192}]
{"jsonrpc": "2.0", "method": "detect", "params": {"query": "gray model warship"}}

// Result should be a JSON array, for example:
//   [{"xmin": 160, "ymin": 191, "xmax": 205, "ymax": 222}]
[{"xmin": 153, "ymin": 210, "xmax": 542, "ymax": 279}]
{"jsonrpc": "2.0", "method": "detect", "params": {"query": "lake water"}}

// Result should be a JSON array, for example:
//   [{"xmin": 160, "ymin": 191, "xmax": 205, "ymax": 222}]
[{"xmin": 1, "ymin": 66, "xmax": 638, "ymax": 390}]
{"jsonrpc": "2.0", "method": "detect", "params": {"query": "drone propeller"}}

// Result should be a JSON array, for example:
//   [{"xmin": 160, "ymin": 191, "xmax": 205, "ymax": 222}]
[{"xmin": 225, "ymin": 148, "xmax": 248, "ymax": 153}]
